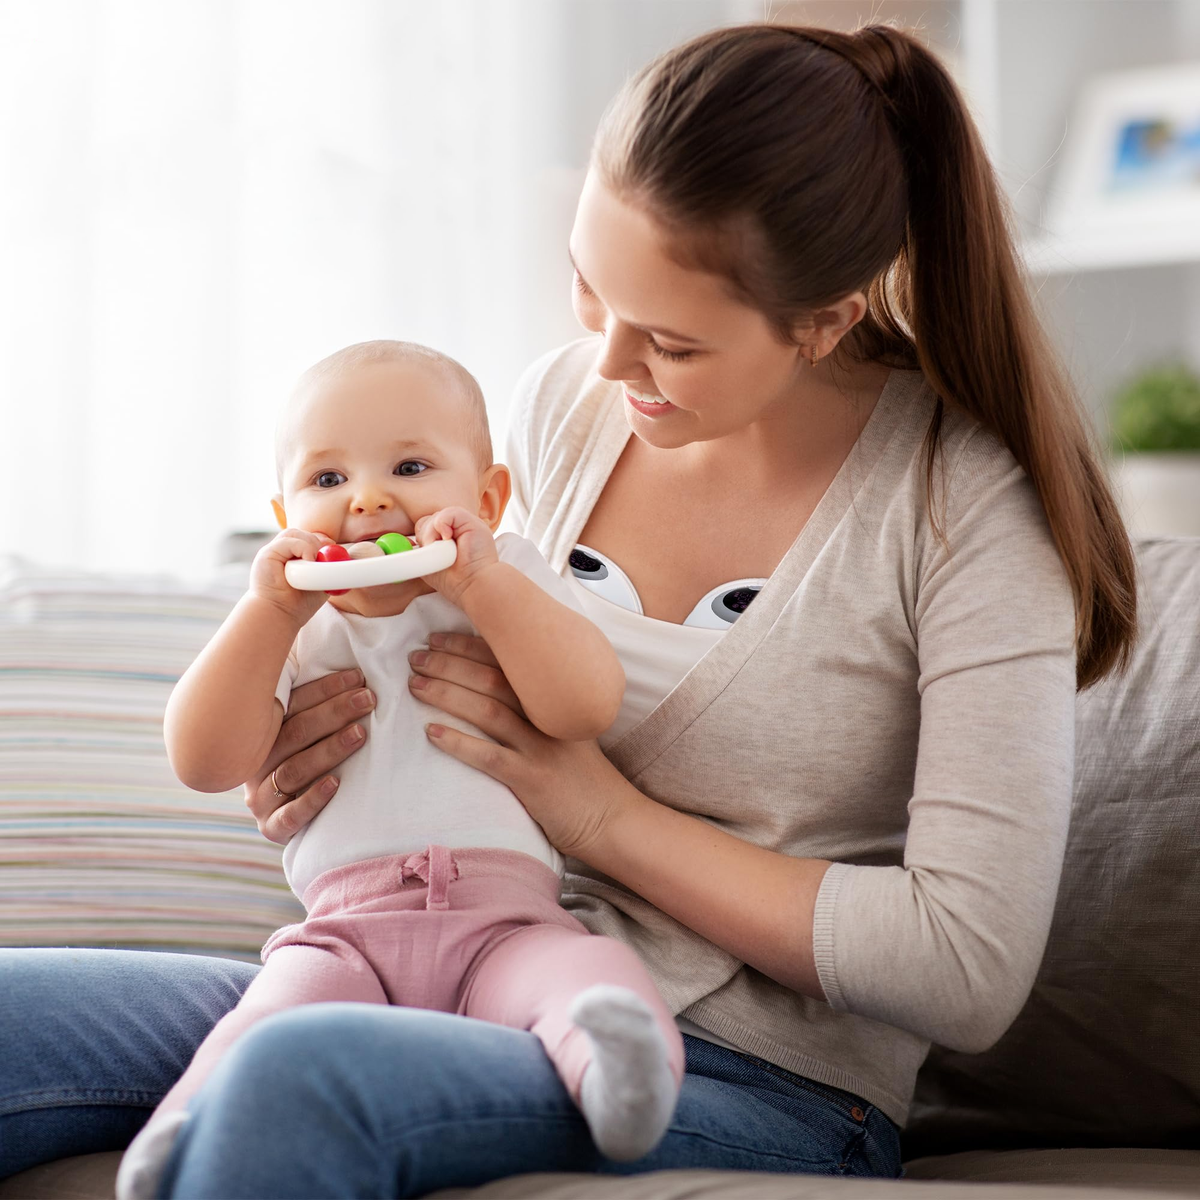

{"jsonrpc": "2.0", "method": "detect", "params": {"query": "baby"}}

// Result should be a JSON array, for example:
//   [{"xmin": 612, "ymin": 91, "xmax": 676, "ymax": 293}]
[{"xmin": 117, "ymin": 341, "xmax": 684, "ymax": 1199}]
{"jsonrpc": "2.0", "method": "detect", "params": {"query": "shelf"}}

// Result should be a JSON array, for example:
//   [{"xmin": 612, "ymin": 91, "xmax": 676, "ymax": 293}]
[{"xmin": 1022, "ymin": 227, "xmax": 1200, "ymax": 276}]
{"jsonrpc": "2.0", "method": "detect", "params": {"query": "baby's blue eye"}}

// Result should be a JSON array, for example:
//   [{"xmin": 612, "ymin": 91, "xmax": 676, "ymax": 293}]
[
  {"xmin": 316, "ymin": 471, "xmax": 345, "ymax": 488},
  {"xmin": 394, "ymin": 461, "xmax": 426, "ymax": 477}
]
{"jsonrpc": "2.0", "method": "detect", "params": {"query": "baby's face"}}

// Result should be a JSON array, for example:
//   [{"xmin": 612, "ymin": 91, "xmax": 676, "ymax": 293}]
[{"xmin": 276, "ymin": 358, "xmax": 488, "ymax": 549}]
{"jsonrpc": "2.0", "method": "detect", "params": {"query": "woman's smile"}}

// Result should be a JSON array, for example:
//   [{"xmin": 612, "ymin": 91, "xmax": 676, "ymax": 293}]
[{"xmin": 625, "ymin": 385, "xmax": 676, "ymax": 416}]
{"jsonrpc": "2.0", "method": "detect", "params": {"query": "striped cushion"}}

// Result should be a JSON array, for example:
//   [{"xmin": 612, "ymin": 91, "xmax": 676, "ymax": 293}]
[{"xmin": 0, "ymin": 556, "xmax": 304, "ymax": 961}]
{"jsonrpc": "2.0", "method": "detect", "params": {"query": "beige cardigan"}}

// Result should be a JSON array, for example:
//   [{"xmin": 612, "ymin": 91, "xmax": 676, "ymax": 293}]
[{"xmin": 503, "ymin": 337, "xmax": 1076, "ymax": 1127}]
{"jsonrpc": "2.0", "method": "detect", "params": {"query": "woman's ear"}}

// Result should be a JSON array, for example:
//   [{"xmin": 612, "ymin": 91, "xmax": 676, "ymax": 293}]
[
  {"xmin": 270, "ymin": 496, "xmax": 287, "ymax": 530},
  {"xmin": 478, "ymin": 464, "xmax": 512, "ymax": 533},
  {"xmin": 794, "ymin": 290, "xmax": 869, "ymax": 360}
]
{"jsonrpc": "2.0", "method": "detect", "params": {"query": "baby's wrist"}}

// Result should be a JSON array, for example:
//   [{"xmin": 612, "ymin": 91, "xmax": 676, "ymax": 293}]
[
  {"xmin": 244, "ymin": 587, "xmax": 314, "ymax": 631},
  {"xmin": 455, "ymin": 560, "xmax": 510, "ymax": 613}
]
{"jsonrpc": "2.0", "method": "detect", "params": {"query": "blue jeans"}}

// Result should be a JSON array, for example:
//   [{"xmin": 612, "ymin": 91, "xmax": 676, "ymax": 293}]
[{"xmin": 0, "ymin": 949, "xmax": 902, "ymax": 1195}]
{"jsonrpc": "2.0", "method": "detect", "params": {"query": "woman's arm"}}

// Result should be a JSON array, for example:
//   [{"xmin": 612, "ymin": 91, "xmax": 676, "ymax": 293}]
[
  {"xmin": 410, "ymin": 431, "xmax": 1076, "ymax": 1051},
  {"xmin": 805, "ymin": 442, "xmax": 1077, "ymax": 1053},
  {"xmin": 407, "ymin": 635, "xmax": 829, "ymax": 999},
  {"xmin": 574, "ymin": 767, "xmax": 834, "ymax": 1000}
]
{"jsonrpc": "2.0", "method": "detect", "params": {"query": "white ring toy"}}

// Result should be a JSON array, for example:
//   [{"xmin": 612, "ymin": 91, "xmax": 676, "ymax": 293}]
[{"xmin": 284, "ymin": 540, "xmax": 457, "ymax": 591}]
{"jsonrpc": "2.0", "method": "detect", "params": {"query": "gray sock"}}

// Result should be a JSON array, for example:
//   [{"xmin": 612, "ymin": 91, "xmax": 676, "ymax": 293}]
[
  {"xmin": 569, "ymin": 984, "xmax": 679, "ymax": 1162},
  {"xmin": 116, "ymin": 1109, "xmax": 189, "ymax": 1200}
]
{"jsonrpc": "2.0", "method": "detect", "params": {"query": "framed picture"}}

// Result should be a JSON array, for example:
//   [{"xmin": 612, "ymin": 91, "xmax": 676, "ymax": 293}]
[{"xmin": 1045, "ymin": 62, "xmax": 1200, "ymax": 243}]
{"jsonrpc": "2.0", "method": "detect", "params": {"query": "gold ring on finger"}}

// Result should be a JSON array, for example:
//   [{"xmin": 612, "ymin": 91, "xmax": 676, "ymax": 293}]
[{"xmin": 270, "ymin": 768, "xmax": 295, "ymax": 802}]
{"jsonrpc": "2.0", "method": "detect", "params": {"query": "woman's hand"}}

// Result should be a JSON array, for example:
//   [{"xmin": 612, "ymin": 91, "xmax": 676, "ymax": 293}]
[
  {"xmin": 244, "ymin": 669, "xmax": 376, "ymax": 844},
  {"xmin": 411, "ymin": 637, "xmax": 831, "ymax": 1002},
  {"xmin": 407, "ymin": 632, "xmax": 628, "ymax": 858}
]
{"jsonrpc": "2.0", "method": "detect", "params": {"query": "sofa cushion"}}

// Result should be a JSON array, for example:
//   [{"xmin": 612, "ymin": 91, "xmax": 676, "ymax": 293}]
[
  {"xmin": 2, "ymin": 1150, "xmax": 1195, "ymax": 1200},
  {"xmin": 428, "ymin": 1151, "xmax": 1200, "ymax": 1197},
  {"xmin": 0, "ymin": 557, "xmax": 303, "ymax": 961},
  {"xmin": 905, "ymin": 537, "xmax": 1200, "ymax": 1154},
  {"xmin": 2, "ymin": 539, "xmax": 1197, "ymax": 1160},
  {"xmin": 903, "ymin": 1147, "xmax": 1200, "ymax": 1193}
]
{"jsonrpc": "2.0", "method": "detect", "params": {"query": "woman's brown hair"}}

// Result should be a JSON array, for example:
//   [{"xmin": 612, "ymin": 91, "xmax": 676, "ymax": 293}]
[{"xmin": 593, "ymin": 22, "xmax": 1136, "ymax": 689}]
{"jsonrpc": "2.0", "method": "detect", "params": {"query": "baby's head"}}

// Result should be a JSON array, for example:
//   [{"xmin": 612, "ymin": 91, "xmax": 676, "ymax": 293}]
[{"xmin": 272, "ymin": 340, "xmax": 508, "ymax": 549}]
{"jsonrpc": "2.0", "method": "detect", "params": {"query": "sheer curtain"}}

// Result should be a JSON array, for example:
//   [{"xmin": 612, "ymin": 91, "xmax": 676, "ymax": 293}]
[
  {"xmin": 0, "ymin": 0, "xmax": 573, "ymax": 577},
  {"xmin": 0, "ymin": 0, "xmax": 752, "ymax": 577}
]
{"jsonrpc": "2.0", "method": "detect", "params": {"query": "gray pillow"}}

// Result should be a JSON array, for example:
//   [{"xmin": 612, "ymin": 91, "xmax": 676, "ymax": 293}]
[{"xmin": 905, "ymin": 537, "xmax": 1200, "ymax": 1154}]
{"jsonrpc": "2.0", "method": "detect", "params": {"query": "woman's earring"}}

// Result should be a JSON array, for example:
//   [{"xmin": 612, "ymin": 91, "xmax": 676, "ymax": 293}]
[{"xmin": 810, "ymin": 345, "xmax": 819, "ymax": 368}]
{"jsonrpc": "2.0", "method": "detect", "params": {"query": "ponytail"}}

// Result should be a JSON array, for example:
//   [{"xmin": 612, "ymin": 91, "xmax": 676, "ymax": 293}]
[
  {"xmin": 595, "ymin": 22, "xmax": 1137, "ymax": 688},
  {"xmin": 831, "ymin": 25, "xmax": 1135, "ymax": 687}
]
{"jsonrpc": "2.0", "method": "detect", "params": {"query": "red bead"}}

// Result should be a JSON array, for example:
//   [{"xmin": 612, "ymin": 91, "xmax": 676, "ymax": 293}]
[{"xmin": 316, "ymin": 543, "xmax": 350, "ymax": 594}]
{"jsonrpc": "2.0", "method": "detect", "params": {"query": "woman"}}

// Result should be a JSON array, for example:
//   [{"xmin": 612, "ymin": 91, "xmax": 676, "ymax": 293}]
[{"xmin": 1, "ymin": 21, "xmax": 1134, "ymax": 1196}]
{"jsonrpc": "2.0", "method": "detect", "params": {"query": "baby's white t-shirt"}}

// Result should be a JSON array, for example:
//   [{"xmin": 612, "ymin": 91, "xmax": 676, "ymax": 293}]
[{"xmin": 275, "ymin": 532, "xmax": 576, "ymax": 901}]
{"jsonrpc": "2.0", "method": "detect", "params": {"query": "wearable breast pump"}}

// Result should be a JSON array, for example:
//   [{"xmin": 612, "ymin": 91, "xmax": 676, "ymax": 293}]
[{"xmin": 570, "ymin": 544, "xmax": 763, "ymax": 629}]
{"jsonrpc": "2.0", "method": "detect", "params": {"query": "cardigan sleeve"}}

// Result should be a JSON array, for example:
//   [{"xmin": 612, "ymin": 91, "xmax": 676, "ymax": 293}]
[
  {"xmin": 498, "ymin": 344, "xmax": 574, "ymax": 539},
  {"xmin": 811, "ymin": 431, "xmax": 1077, "ymax": 1053},
  {"xmin": 498, "ymin": 366, "xmax": 538, "ymax": 539},
  {"xmin": 499, "ymin": 337, "xmax": 607, "ymax": 545},
  {"xmin": 496, "ymin": 374, "xmax": 535, "ymax": 540}
]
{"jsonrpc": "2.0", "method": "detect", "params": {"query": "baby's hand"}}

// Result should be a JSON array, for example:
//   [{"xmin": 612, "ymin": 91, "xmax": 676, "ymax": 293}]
[
  {"xmin": 249, "ymin": 528, "xmax": 334, "ymax": 624},
  {"xmin": 413, "ymin": 507, "xmax": 500, "ymax": 607}
]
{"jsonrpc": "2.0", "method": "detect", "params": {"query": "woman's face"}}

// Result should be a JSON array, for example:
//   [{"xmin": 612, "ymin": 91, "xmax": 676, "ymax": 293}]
[{"xmin": 568, "ymin": 171, "xmax": 813, "ymax": 450}]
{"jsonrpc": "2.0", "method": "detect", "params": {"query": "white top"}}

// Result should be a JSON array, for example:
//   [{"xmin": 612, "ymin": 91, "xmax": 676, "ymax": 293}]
[
  {"xmin": 567, "ymin": 567, "xmax": 742, "ymax": 1053},
  {"xmin": 567, "ymin": 572, "xmax": 722, "ymax": 748},
  {"xmin": 275, "ymin": 533, "xmax": 574, "ymax": 901},
  {"xmin": 502, "ymin": 337, "xmax": 1077, "ymax": 1126}
]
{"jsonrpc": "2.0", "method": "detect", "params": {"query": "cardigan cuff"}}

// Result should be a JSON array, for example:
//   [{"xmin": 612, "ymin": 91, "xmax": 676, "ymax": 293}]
[{"xmin": 812, "ymin": 860, "xmax": 851, "ymax": 1011}]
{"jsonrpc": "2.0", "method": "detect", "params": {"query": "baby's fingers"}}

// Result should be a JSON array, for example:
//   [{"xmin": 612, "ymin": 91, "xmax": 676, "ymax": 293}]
[
  {"xmin": 286, "ymin": 527, "xmax": 334, "ymax": 549},
  {"xmin": 268, "ymin": 538, "xmax": 317, "ymax": 564},
  {"xmin": 272, "ymin": 529, "xmax": 331, "ymax": 561},
  {"xmin": 424, "ymin": 507, "xmax": 472, "ymax": 544},
  {"xmin": 414, "ymin": 514, "xmax": 445, "ymax": 545}
]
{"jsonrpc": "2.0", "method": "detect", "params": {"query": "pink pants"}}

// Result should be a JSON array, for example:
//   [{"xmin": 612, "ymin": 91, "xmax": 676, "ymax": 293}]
[{"xmin": 152, "ymin": 846, "xmax": 684, "ymax": 1121}]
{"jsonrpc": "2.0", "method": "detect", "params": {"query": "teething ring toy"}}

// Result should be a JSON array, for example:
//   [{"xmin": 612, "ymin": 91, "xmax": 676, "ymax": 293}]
[{"xmin": 284, "ymin": 536, "xmax": 457, "ymax": 592}]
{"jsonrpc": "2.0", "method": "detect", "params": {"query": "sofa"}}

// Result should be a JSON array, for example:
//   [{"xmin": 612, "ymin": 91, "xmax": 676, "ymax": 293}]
[{"xmin": 1, "ymin": 536, "xmax": 1197, "ymax": 1199}]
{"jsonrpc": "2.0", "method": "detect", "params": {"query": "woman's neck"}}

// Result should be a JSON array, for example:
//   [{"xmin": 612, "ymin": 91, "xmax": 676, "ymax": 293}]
[{"xmin": 669, "ymin": 360, "xmax": 891, "ymax": 491}]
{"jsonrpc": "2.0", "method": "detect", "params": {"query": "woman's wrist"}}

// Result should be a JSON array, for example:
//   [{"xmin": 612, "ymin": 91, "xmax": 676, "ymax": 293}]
[
  {"xmin": 573, "ymin": 769, "xmax": 648, "ymax": 865},
  {"xmin": 570, "ymin": 769, "xmax": 829, "ymax": 1000}
]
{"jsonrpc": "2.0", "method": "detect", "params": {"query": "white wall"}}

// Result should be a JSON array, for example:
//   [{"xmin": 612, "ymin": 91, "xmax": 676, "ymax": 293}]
[
  {"xmin": 5, "ymin": 0, "xmax": 1197, "ymax": 575},
  {"xmin": 0, "ymin": 0, "xmax": 746, "ymax": 577},
  {"xmin": 993, "ymin": 0, "xmax": 1200, "ymax": 426}
]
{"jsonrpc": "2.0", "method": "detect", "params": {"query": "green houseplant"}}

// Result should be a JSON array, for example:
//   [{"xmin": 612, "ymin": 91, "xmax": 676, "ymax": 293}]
[
  {"xmin": 1109, "ymin": 364, "xmax": 1200, "ymax": 537},
  {"xmin": 1112, "ymin": 365, "xmax": 1200, "ymax": 453}
]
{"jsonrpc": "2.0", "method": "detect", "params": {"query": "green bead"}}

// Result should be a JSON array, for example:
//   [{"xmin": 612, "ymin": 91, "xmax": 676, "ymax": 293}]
[{"xmin": 376, "ymin": 532, "xmax": 413, "ymax": 555}]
